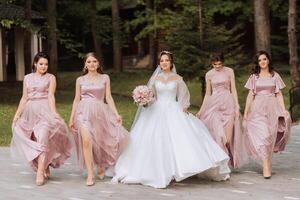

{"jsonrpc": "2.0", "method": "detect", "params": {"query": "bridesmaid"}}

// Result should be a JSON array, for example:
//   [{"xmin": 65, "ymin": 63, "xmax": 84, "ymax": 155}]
[
  {"xmin": 243, "ymin": 50, "xmax": 291, "ymax": 178},
  {"xmin": 69, "ymin": 52, "xmax": 128, "ymax": 186},
  {"xmin": 196, "ymin": 52, "xmax": 248, "ymax": 168},
  {"xmin": 11, "ymin": 52, "xmax": 72, "ymax": 186}
]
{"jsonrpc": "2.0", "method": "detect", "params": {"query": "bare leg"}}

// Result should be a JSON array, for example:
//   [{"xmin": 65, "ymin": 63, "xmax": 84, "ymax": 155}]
[
  {"xmin": 34, "ymin": 128, "xmax": 50, "ymax": 186},
  {"xmin": 224, "ymin": 117, "xmax": 234, "ymax": 145},
  {"xmin": 224, "ymin": 117, "xmax": 234, "ymax": 166},
  {"xmin": 263, "ymin": 154, "xmax": 272, "ymax": 178},
  {"xmin": 81, "ymin": 125, "xmax": 94, "ymax": 186},
  {"xmin": 36, "ymin": 153, "xmax": 45, "ymax": 186}
]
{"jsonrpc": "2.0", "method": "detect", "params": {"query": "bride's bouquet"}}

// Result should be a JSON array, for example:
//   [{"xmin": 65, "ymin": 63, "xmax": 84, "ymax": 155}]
[{"xmin": 132, "ymin": 85, "xmax": 154, "ymax": 107}]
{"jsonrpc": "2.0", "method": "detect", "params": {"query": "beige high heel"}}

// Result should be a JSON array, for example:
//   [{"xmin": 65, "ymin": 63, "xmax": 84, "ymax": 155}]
[
  {"xmin": 36, "ymin": 171, "xmax": 45, "ymax": 186},
  {"xmin": 263, "ymin": 159, "xmax": 272, "ymax": 179},
  {"xmin": 86, "ymin": 177, "xmax": 95, "ymax": 186},
  {"xmin": 44, "ymin": 166, "xmax": 50, "ymax": 179},
  {"xmin": 97, "ymin": 168, "xmax": 105, "ymax": 180}
]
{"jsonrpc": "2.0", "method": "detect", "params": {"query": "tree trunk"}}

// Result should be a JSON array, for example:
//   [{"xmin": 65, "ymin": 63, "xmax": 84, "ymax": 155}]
[
  {"xmin": 198, "ymin": 0, "xmax": 203, "ymax": 47},
  {"xmin": 253, "ymin": 0, "xmax": 271, "ymax": 54},
  {"xmin": 146, "ymin": 0, "xmax": 157, "ymax": 69},
  {"xmin": 24, "ymin": 0, "xmax": 32, "ymax": 74},
  {"xmin": 89, "ymin": 0, "xmax": 103, "ymax": 60},
  {"xmin": 47, "ymin": 0, "xmax": 58, "ymax": 75},
  {"xmin": 112, "ymin": 0, "xmax": 122, "ymax": 72},
  {"xmin": 288, "ymin": 0, "xmax": 300, "ymax": 87}
]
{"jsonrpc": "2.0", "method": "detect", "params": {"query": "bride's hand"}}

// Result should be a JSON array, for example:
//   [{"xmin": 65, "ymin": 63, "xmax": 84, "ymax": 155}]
[
  {"xmin": 12, "ymin": 115, "xmax": 19, "ymax": 129},
  {"xmin": 196, "ymin": 111, "xmax": 201, "ymax": 118},
  {"xmin": 183, "ymin": 107, "xmax": 188, "ymax": 114},
  {"xmin": 116, "ymin": 115, "xmax": 123, "ymax": 125},
  {"xmin": 68, "ymin": 120, "xmax": 75, "ymax": 130}
]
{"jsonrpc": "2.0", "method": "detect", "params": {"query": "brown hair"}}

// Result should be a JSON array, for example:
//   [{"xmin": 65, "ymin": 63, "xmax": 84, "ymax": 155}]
[
  {"xmin": 210, "ymin": 52, "xmax": 224, "ymax": 63},
  {"xmin": 32, "ymin": 52, "xmax": 49, "ymax": 73},
  {"xmin": 251, "ymin": 50, "xmax": 274, "ymax": 76},
  {"xmin": 158, "ymin": 50, "xmax": 174, "ymax": 69},
  {"xmin": 82, "ymin": 52, "xmax": 103, "ymax": 75}
]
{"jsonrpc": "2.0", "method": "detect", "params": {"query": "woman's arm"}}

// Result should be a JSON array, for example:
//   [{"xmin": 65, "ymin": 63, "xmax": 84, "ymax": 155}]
[
  {"xmin": 104, "ymin": 75, "xmax": 122, "ymax": 124},
  {"xmin": 13, "ymin": 78, "xmax": 28, "ymax": 124},
  {"xmin": 48, "ymin": 75, "xmax": 59, "ymax": 115},
  {"xmin": 229, "ymin": 68, "xmax": 240, "ymax": 118},
  {"xmin": 69, "ymin": 77, "xmax": 81, "ymax": 128},
  {"xmin": 196, "ymin": 77, "xmax": 211, "ymax": 117},
  {"xmin": 276, "ymin": 91, "xmax": 286, "ymax": 111},
  {"xmin": 243, "ymin": 90, "xmax": 254, "ymax": 120},
  {"xmin": 176, "ymin": 76, "xmax": 191, "ymax": 113}
]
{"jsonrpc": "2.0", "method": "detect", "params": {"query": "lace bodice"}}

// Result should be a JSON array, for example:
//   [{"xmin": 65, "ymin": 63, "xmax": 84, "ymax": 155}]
[
  {"xmin": 154, "ymin": 80, "xmax": 178, "ymax": 102},
  {"xmin": 24, "ymin": 73, "xmax": 54, "ymax": 101},
  {"xmin": 79, "ymin": 75, "xmax": 108, "ymax": 101},
  {"xmin": 206, "ymin": 67, "xmax": 231, "ymax": 94},
  {"xmin": 152, "ymin": 78, "xmax": 190, "ymax": 108}
]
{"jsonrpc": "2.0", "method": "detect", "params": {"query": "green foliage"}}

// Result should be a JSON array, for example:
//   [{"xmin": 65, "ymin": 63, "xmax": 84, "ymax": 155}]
[
  {"xmin": 51, "ymin": 0, "xmax": 114, "ymax": 57},
  {"xmin": 125, "ymin": 0, "xmax": 248, "ymax": 77},
  {"xmin": 0, "ymin": 17, "xmax": 39, "ymax": 32},
  {"xmin": 1, "ymin": 0, "xmax": 299, "ymax": 72},
  {"xmin": 0, "ymin": 19, "xmax": 14, "ymax": 28}
]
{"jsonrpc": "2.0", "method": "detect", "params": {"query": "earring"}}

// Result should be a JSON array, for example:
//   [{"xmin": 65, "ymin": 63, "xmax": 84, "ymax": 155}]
[{"xmin": 84, "ymin": 66, "xmax": 87, "ymax": 69}]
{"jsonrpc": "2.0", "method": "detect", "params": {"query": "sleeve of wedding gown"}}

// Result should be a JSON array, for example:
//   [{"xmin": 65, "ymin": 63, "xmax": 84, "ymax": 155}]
[
  {"xmin": 148, "ymin": 79, "xmax": 157, "ymax": 104},
  {"xmin": 177, "ymin": 77, "xmax": 191, "ymax": 109}
]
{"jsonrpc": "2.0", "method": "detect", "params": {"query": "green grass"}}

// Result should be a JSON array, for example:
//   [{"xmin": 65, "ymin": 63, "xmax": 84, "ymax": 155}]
[{"xmin": 0, "ymin": 70, "xmax": 292, "ymax": 146}]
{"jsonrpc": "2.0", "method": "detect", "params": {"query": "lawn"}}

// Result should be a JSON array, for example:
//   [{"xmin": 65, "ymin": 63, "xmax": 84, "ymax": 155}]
[{"xmin": 0, "ymin": 69, "xmax": 292, "ymax": 146}]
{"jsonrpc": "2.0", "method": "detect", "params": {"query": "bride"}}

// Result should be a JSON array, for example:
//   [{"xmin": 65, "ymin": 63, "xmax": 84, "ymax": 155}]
[{"xmin": 112, "ymin": 51, "xmax": 230, "ymax": 188}]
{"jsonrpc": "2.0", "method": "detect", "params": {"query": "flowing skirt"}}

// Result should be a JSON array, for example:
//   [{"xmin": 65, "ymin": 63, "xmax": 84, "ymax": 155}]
[
  {"xmin": 199, "ymin": 91, "xmax": 249, "ymax": 168},
  {"xmin": 11, "ymin": 99, "xmax": 72, "ymax": 171},
  {"xmin": 243, "ymin": 95, "xmax": 291, "ymax": 162},
  {"xmin": 112, "ymin": 100, "xmax": 230, "ymax": 188},
  {"xmin": 72, "ymin": 99, "xmax": 128, "ymax": 169}
]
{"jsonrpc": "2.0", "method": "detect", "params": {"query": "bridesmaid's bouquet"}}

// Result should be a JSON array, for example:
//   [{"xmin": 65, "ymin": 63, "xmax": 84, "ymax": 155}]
[{"xmin": 132, "ymin": 85, "xmax": 154, "ymax": 107}]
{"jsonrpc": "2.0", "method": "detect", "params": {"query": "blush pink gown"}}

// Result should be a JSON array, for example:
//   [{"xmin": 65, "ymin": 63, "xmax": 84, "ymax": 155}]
[
  {"xmin": 11, "ymin": 73, "xmax": 72, "ymax": 171},
  {"xmin": 199, "ymin": 67, "xmax": 249, "ymax": 168},
  {"xmin": 244, "ymin": 72, "xmax": 291, "ymax": 162},
  {"xmin": 72, "ymin": 74, "xmax": 128, "ymax": 169}
]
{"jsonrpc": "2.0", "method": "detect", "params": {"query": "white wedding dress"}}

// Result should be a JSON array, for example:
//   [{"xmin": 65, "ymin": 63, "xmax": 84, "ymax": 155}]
[{"xmin": 112, "ymin": 74, "xmax": 230, "ymax": 188}]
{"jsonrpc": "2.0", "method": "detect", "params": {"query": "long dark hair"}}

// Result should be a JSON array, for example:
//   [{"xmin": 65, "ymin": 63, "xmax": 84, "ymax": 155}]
[
  {"xmin": 31, "ymin": 52, "xmax": 49, "ymax": 73},
  {"xmin": 252, "ymin": 50, "xmax": 274, "ymax": 76},
  {"xmin": 83, "ymin": 52, "xmax": 103, "ymax": 75},
  {"xmin": 158, "ymin": 50, "xmax": 174, "ymax": 70}
]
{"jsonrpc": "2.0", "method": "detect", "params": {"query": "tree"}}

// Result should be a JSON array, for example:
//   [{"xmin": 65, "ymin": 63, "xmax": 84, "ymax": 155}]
[
  {"xmin": 126, "ymin": 0, "xmax": 247, "ymax": 77},
  {"xmin": 112, "ymin": 0, "xmax": 122, "ymax": 72},
  {"xmin": 146, "ymin": 0, "xmax": 157, "ymax": 69},
  {"xmin": 24, "ymin": 0, "xmax": 31, "ymax": 74},
  {"xmin": 288, "ymin": 0, "xmax": 300, "ymax": 87},
  {"xmin": 47, "ymin": 0, "xmax": 58, "ymax": 75},
  {"xmin": 198, "ymin": 0, "xmax": 203, "ymax": 47},
  {"xmin": 89, "ymin": 0, "xmax": 103, "ymax": 59},
  {"xmin": 253, "ymin": 0, "xmax": 271, "ymax": 54}
]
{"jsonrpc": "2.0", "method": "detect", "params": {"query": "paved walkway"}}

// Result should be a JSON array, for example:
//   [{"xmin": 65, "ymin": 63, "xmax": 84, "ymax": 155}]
[{"xmin": 1, "ymin": 126, "xmax": 300, "ymax": 200}]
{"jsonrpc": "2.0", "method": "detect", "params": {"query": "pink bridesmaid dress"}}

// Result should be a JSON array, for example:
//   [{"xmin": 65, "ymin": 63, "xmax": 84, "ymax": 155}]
[
  {"xmin": 11, "ymin": 73, "xmax": 72, "ymax": 171},
  {"xmin": 244, "ymin": 72, "xmax": 291, "ymax": 162},
  {"xmin": 72, "ymin": 74, "xmax": 128, "ymax": 169},
  {"xmin": 199, "ymin": 67, "xmax": 248, "ymax": 168}
]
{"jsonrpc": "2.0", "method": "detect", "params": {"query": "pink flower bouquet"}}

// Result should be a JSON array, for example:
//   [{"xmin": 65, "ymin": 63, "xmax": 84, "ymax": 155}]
[{"xmin": 132, "ymin": 85, "xmax": 154, "ymax": 107}]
